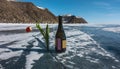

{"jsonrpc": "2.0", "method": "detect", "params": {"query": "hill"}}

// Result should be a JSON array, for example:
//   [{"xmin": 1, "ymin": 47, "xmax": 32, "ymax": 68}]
[
  {"xmin": 62, "ymin": 14, "xmax": 87, "ymax": 23},
  {"xmin": 0, "ymin": 0, "xmax": 57, "ymax": 23},
  {"xmin": 0, "ymin": 0, "xmax": 87, "ymax": 23}
]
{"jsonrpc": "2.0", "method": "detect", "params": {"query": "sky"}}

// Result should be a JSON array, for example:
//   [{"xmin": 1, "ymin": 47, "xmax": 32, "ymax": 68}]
[{"xmin": 15, "ymin": 0, "xmax": 120, "ymax": 24}]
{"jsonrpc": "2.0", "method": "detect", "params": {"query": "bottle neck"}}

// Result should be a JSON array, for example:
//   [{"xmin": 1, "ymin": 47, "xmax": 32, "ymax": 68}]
[{"xmin": 58, "ymin": 16, "xmax": 63, "ymax": 29}]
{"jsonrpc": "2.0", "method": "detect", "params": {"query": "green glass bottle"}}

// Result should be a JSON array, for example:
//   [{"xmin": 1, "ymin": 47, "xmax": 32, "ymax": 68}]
[{"xmin": 55, "ymin": 16, "xmax": 66, "ymax": 53}]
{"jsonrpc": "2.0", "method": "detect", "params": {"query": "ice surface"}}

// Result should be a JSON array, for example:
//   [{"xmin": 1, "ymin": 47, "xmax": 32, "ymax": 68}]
[
  {"xmin": 0, "ymin": 24, "xmax": 120, "ymax": 69},
  {"xmin": 0, "ymin": 23, "xmax": 35, "ymax": 31},
  {"xmin": 0, "ymin": 23, "xmax": 57, "ymax": 32}
]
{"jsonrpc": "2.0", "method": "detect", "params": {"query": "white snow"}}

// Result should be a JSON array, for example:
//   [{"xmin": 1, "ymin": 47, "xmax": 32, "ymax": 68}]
[
  {"xmin": 76, "ymin": 16, "xmax": 81, "ymax": 18},
  {"xmin": 112, "ymin": 66, "xmax": 116, "ymax": 69},
  {"xmin": 0, "ymin": 48, "xmax": 10, "ymax": 53},
  {"xmin": 0, "ymin": 64, "xmax": 3, "ymax": 69},
  {"xmin": 25, "ymin": 52, "xmax": 43, "ymax": 69},
  {"xmin": 0, "ymin": 50, "xmax": 23, "ymax": 60},
  {"xmin": 103, "ymin": 27, "xmax": 120, "ymax": 33},
  {"xmin": 37, "ymin": 6, "xmax": 45, "ymax": 10},
  {"xmin": 0, "ymin": 32, "xmax": 36, "ymax": 48},
  {"xmin": 63, "ymin": 14, "xmax": 72, "ymax": 16}
]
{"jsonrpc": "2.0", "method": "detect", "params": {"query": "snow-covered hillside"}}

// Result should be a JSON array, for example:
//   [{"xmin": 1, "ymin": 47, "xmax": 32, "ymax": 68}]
[{"xmin": 0, "ymin": 24, "xmax": 120, "ymax": 69}]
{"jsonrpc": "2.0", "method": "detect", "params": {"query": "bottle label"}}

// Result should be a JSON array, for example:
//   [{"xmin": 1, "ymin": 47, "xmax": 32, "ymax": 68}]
[
  {"xmin": 62, "ymin": 40, "xmax": 66, "ymax": 48},
  {"xmin": 57, "ymin": 38, "xmax": 61, "ymax": 50}
]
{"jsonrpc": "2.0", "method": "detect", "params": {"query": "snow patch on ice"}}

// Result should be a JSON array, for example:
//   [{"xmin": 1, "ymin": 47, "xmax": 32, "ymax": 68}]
[
  {"xmin": 112, "ymin": 66, "xmax": 116, "ymax": 69},
  {"xmin": 85, "ymin": 56, "xmax": 99, "ymax": 63},
  {"xmin": 103, "ymin": 27, "xmax": 120, "ymax": 33},
  {"xmin": 0, "ymin": 48, "xmax": 11, "ymax": 53},
  {"xmin": 25, "ymin": 52, "xmax": 43, "ymax": 69},
  {"xmin": 0, "ymin": 50, "xmax": 23, "ymax": 60},
  {"xmin": 0, "ymin": 64, "xmax": 3, "ymax": 69}
]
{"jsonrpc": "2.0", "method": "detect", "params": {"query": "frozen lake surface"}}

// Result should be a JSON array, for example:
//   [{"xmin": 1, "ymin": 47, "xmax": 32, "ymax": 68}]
[{"xmin": 0, "ymin": 24, "xmax": 120, "ymax": 69}]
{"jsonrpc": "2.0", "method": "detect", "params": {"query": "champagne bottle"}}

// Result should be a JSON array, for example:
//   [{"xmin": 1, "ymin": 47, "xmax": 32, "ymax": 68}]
[{"xmin": 55, "ymin": 16, "xmax": 66, "ymax": 53}]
